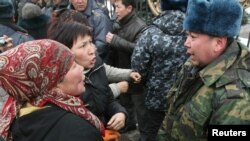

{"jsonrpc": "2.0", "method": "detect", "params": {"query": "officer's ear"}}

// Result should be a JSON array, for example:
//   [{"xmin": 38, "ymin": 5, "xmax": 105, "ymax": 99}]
[{"xmin": 214, "ymin": 36, "xmax": 227, "ymax": 53}]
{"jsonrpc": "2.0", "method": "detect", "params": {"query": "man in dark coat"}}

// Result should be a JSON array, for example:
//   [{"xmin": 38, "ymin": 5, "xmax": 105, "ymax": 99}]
[{"xmin": 106, "ymin": 0, "xmax": 147, "ymax": 133}]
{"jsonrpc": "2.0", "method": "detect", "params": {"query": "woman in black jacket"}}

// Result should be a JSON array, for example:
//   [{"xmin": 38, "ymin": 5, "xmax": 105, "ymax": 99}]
[{"xmin": 47, "ymin": 9, "xmax": 128, "ymax": 131}]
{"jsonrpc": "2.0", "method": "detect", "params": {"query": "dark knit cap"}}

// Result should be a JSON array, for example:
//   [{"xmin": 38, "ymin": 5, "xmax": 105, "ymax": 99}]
[
  {"xmin": 0, "ymin": 0, "xmax": 14, "ymax": 19},
  {"xmin": 161, "ymin": 0, "xmax": 188, "ymax": 12},
  {"xmin": 22, "ymin": 2, "xmax": 42, "ymax": 19},
  {"xmin": 184, "ymin": 0, "xmax": 243, "ymax": 37}
]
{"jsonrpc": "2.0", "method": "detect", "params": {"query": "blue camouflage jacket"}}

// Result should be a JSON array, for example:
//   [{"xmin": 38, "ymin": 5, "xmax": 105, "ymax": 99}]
[{"xmin": 131, "ymin": 10, "xmax": 188, "ymax": 111}]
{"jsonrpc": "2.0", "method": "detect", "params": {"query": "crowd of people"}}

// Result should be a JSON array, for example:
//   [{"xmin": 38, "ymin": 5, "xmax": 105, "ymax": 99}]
[{"xmin": 0, "ymin": 0, "xmax": 250, "ymax": 141}]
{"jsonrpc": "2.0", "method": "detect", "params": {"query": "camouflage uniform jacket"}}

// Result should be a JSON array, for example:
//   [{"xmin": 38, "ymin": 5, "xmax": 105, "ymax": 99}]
[
  {"xmin": 157, "ymin": 41, "xmax": 250, "ymax": 141},
  {"xmin": 131, "ymin": 10, "xmax": 188, "ymax": 111}
]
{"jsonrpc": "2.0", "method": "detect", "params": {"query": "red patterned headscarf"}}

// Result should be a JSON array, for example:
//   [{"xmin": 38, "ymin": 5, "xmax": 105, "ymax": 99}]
[{"xmin": 0, "ymin": 39, "xmax": 104, "ymax": 141}]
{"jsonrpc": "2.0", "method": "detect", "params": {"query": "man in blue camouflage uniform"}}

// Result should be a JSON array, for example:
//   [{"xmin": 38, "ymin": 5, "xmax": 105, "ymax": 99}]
[
  {"xmin": 131, "ymin": 0, "xmax": 188, "ymax": 140},
  {"xmin": 157, "ymin": 0, "xmax": 250, "ymax": 141}
]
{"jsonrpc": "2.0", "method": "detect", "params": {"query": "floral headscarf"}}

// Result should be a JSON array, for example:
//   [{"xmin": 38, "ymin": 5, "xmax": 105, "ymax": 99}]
[{"xmin": 0, "ymin": 39, "xmax": 104, "ymax": 141}]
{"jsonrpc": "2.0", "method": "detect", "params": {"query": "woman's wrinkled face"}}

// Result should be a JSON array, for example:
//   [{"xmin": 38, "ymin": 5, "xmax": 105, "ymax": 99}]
[
  {"xmin": 57, "ymin": 61, "xmax": 85, "ymax": 96},
  {"xmin": 70, "ymin": 0, "xmax": 88, "ymax": 12},
  {"xmin": 71, "ymin": 35, "xmax": 96, "ymax": 69}
]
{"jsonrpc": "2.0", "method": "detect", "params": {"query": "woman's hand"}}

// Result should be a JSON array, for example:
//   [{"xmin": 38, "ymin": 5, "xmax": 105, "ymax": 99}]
[
  {"xmin": 117, "ymin": 81, "xmax": 129, "ymax": 93},
  {"xmin": 106, "ymin": 112, "xmax": 126, "ymax": 131},
  {"xmin": 130, "ymin": 72, "xmax": 141, "ymax": 83}
]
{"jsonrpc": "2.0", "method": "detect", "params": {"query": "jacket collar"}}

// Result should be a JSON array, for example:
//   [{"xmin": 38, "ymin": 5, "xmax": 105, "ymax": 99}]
[
  {"xmin": 84, "ymin": 54, "xmax": 103, "ymax": 76},
  {"xmin": 199, "ymin": 40, "xmax": 240, "ymax": 87},
  {"xmin": 118, "ymin": 10, "xmax": 135, "ymax": 25}
]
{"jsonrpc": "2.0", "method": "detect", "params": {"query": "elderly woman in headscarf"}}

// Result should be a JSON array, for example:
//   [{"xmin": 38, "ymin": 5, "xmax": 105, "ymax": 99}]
[{"xmin": 0, "ymin": 39, "xmax": 104, "ymax": 141}]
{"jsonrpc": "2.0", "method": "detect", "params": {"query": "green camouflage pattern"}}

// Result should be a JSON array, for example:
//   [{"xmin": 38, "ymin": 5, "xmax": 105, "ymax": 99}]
[
  {"xmin": 157, "ymin": 41, "xmax": 250, "ymax": 141},
  {"xmin": 240, "ymin": 0, "xmax": 250, "ymax": 8}
]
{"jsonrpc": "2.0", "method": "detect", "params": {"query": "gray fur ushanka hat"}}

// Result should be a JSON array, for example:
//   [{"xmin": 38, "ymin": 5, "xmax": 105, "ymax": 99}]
[
  {"xmin": 183, "ymin": 0, "xmax": 243, "ymax": 37},
  {"xmin": 22, "ymin": 2, "xmax": 42, "ymax": 19}
]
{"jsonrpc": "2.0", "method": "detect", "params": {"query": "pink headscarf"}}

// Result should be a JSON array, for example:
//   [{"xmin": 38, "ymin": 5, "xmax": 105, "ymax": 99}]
[{"xmin": 0, "ymin": 39, "xmax": 104, "ymax": 141}]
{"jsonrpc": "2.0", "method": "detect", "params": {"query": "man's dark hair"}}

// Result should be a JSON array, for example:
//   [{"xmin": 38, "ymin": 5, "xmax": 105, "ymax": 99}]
[{"xmin": 121, "ymin": 0, "xmax": 135, "ymax": 8}]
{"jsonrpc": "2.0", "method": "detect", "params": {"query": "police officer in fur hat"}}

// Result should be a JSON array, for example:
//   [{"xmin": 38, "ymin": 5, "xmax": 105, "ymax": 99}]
[{"xmin": 157, "ymin": 0, "xmax": 250, "ymax": 140}]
